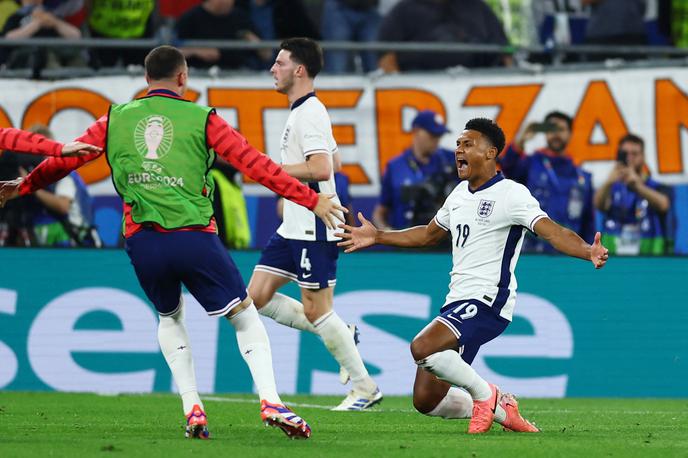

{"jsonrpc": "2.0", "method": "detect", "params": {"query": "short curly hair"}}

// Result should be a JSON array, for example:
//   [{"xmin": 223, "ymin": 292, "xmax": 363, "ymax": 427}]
[{"xmin": 464, "ymin": 118, "xmax": 505, "ymax": 154}]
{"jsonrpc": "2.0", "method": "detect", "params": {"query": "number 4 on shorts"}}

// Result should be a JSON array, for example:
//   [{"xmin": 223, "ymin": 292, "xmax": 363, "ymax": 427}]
[{"xmin": 300, "ymin": 248, "xmax": 312, "ymax": 271}]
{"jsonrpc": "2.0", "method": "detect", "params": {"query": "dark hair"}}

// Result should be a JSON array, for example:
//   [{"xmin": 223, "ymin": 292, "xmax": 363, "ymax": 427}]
[
  {"xmin": 618, "ymin": 133, "xmax": 645, "ymax": 151},
  {"xmin": 144, "ymin": 46, "xmax": 186, "ymax": 81},
  {"xmin": 545, "ymin": 111, "xmax": 573, "ymax": 131},
  {"xmin": 464, "ymin": 118, "xmax": 505, "ymax": 154},
  {"xmin": 279, "ymin": 37, "xmax": 323, "ymax": 78}
]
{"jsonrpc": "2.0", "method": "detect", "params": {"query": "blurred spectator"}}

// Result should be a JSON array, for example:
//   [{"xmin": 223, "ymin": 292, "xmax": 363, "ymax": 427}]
[
  {"xmin": 1, "ymin": 0, "xmax": 83, "ymax": 69},
  {"xmin": 333, "ymin": 151, "xmax": 355, "ymax": 225},
  {"xmin": 175, "ymin": 0, "xmax": 268, "ymax": 70},
  {"xmin": 321, "ymin": 0, "xmax": 381, "ymax": 73},
  {"xmin": 532, "ymin": 0, "xmax": 589, "ymax": 47},
  {"xmin": 582, "ymin": 0, "xmax": 648, "ymax": 57},
  {"xmin": 377, "ymin": 0, "xmax": 511, "ymax": 73},
  {"xmin": 159, "ymin": 0, "xmax": 203, "ymax": 19},
  {"xmin": 25, "ymin": 125, "xmax": 100, "ymax": 247},
  {"xmin": 86, "ymin": 0, "xmax": 155, "ymax": 68},
  {"xmin": 236, "ymin": 0, "xmax": 320, "ymax": 41},
  {"xmin": 485, "ymin": 0, "xmax": 538, "ymax": 46},
  {"xmin": 210, "ymin": 157, "xmax": 251, "ymax": 249},
  {"xmin": 668, "ymin": 0, "xmax": 688, "ymax": 47},
  {"xmin": 594, "ymin": 134, "xmax": 673, "ymax": 255},
  {"xmin": 0, "ymin": 149, "xmax": 42, "ymax": 246},
  {"xmin": 373, "ymin": 110, "xmax": 458, "ymax": 229},
  {"xmin": 0, "ymin": 0, "xmax": 19, "ymax": 31},
  {"xmin": 499, "ymin": 111, "xmax": 595, "ymax": 253}
]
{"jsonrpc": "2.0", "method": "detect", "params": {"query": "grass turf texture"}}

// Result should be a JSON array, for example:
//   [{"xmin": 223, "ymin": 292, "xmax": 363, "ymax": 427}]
[{"xmin": 0, "ymin": 393, "xmax": 686, "ymax": 457}]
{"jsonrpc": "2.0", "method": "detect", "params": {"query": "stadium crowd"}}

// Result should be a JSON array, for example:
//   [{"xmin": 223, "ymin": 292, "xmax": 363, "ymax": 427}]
[{"xmin": 0, "ymin": 0, "xmax": 686, "ymax": 72}]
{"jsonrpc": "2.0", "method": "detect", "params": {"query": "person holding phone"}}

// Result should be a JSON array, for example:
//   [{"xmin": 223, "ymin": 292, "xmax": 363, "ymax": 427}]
[
  {"xmin": 593, "ymin": 134, "xmax": 673, "ymax": 255},
  {"xmin": 499, "ymin": 111, "xmax": 595, "ymax": 253}
]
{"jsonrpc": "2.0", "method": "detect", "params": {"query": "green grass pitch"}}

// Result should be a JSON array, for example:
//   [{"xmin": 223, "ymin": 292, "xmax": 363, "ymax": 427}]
[{"xmin": 0, "ymin": 393, "xmax": 686, "ymax": 457}]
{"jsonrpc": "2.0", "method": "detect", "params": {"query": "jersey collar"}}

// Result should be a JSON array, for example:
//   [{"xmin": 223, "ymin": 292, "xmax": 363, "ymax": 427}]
[
  {"xmin": 146, "ymin": 89, "xmax": 183, "ymax": 99},
  {"xmin": 291, "ymin": 92, "xmax": 316, "ymax": 110},
  {"xmin": 468, "ymin": 172, "xmax": 504, "ymax": 194}
]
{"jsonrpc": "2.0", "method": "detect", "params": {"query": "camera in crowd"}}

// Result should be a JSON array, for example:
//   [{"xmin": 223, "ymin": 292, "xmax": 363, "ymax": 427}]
[{"xmin": 399, "ymin": 163, "xmax": 457, "ymax": 227}]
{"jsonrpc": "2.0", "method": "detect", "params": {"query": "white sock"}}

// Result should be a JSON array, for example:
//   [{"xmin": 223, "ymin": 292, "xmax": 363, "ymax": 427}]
[
  {"xmin": 314, "ymin": 311, "xmax": 376, "ymax": 394},
  {"xmin": 426, "ymin": 387, "xmax": 473, "ymax": 419},
  {"xmin": 228, "ymin": 304, "xmax": 282, "ymax": 405},
  {"xmin": 157, "ymin": 298, "xmax": 203, "ymax": 414},
  {"xmin": 426, "ymin": 386, "xmax": 507, "ymax": 423},
  {"xmin": 258, "ymin": 293, "xmax": 316, "ymax": 333},
  {"xmin": 417, "ymin": 350, "xmax": 492, "ymax": 401}
]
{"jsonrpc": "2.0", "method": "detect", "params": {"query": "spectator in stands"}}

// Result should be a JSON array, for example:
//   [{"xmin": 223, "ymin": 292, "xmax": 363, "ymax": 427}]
[
  {"xmin": 0, "ymin": 149, "xmax": 42, "ymax": 246},
  {"xmin": 485, "ymin": 0, "xmax": 538, "ymax": 47},
  {"xmin": 582, "ymin": 0, "xmax": 648, "ymax": 56},
  {"xmin": 377, "ymin": 0, "xmax": 510, "ymax": 73},
  {"xmin": 594, "ymin": 134, "xmax": 673, "ymax": 255},
  {"xmin": 175, "ymin": 0, "xmax": 269, "ymax": 70},
  {"xmin": 320, "ymin": 0, "xmax": 381, "ymax": 73},
  {"xmin": 210, "ymin": 157, "xmax": 251, "ymax": 249},
  {"xmin": 236, "ymin": 0, "xmax": 320, "ymax": 41},
  {"xmin": 532, "ymin": 0, "xmax": 589, "ymax": 47},
  {"xmin": 373, "ymin": 110, "xmax": 458, "ymax": 229},
  {"xmin": 0, "ymin": 0, "xmax": 19, "ymax": 31},
  {"xmin": 1, "ymin": 0, "xmax": 83, "ymax": 69},
  {"xmin": 86, "ymin": 0, "xmax": 155, "ymax": 68},
  {"xmin": 499, "ymin": 111, "xmax": 595, "ymax": 253},
  {"xmin": 24, "ymin": 125, "xmax": 100, "ymax": 247}
]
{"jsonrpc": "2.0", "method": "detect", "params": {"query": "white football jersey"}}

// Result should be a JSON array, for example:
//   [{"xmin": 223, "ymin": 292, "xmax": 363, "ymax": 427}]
[
  {"xmin": 277, "ymin": 93, "xmax": 341, "ymax": 242},
  {"xmin": 434, "ymin": 174, "xmax": 548, "ymax": 321}
]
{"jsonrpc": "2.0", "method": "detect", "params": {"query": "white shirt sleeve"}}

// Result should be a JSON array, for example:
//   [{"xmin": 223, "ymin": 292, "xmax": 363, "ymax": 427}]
[
  {"xmin": 297, "ymin": 106, "xmax": 335, "ymax": 158},
  {"xmin": 433, "ymin": 196, "xmax": 451, "ymax": 231},
  {"xmin": 508, "ymin": 183, "xmax": 548, "ymax": 231}
]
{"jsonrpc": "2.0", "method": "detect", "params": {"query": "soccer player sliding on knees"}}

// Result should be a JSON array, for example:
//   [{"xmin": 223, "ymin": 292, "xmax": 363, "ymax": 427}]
[{"xmin": 336, "ymin": 118, "xmax": 609, "ymax": 434}]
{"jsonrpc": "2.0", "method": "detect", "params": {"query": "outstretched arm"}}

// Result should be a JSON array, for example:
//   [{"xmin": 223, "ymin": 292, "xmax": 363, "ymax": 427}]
[
  {"xmin": 336, "ymin": 212, "xmax": 448, "ymax": 253},
  {"xmin": 207, "ymin": 114, "xmax": 346, "ymax": 229},
  {"xmin": 533, "ymin": 217, "xmax": 609, "ymax": 269}
]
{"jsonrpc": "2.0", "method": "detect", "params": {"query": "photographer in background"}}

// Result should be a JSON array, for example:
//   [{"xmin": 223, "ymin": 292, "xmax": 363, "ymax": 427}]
[
  {"xmin": 594, "ymin": 133, "xmax": 673, "ymax": 255},
  {"xmin": 373, "ymin": 110, "xmax": 458, "ymax": 229},
  {"xmin": 25, "ymin": 125, "xmax": 101, "ymax": 247},
  {"xmin": 499, "ymin": 111, "xmax": 594, "ymax": 253},
  {"xmin": 0, "ymin": 147, "xmax": 42, "ymax": 246}
]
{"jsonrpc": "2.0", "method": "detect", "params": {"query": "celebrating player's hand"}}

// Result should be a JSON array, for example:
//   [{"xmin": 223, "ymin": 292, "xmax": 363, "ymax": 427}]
[
  {"xmin": 0, "ymin": 177, "xmax": 23, "ymax": 208},
  {"xmin": 590, "ymin": 232, "xmax": 609, "ymax": 269},
  {"xmin": 61, "ymin": 141, "xmax": 103, "ymax": 157},
  {"xmin": 336, "ymin": 212, "xmax": 378, "ymax": 253},
  {"xmin": 313, "ymin": 193, "xmax": 347, "ymax": 230}
]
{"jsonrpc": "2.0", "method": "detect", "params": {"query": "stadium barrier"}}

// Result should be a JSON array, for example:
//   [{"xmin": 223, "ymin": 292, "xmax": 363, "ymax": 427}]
[{"xmin": 0, "ymin": 249, "xmax": 685, "ymax": 398}]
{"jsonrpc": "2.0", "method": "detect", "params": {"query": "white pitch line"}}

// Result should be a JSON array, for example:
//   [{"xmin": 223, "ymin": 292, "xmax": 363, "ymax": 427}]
[{"xmin": 204, "ymin": 396, "xmax": 415, "ymax": 413}]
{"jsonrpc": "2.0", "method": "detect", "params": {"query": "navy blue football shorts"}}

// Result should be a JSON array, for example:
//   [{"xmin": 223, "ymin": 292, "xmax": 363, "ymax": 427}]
[
  {"xmin": 254, "ymin": 233, "xmax": 338, "ymax": 289},
  {"xmin": 125, "ymin": 229, "xmax": 248, "ymax": 317},
  {"xmin": 435, "ymin": 299, "xmax": 510, "ymax": 364}
]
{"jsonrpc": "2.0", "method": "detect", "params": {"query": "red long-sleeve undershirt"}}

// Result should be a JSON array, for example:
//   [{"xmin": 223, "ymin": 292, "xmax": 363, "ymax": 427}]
[
  {"xmin": 19, "ymin": 93, "xmax": 318, "ymax": 237},
  {"xmin": 0, "ymin": 128, "xmax": 63, "ymax": 157}
]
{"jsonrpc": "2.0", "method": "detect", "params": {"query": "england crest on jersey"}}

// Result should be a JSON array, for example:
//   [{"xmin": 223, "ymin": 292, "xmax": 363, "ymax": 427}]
[{"xmin": 478, "ymin": 199, "xmax": 495, "ymax": 217}]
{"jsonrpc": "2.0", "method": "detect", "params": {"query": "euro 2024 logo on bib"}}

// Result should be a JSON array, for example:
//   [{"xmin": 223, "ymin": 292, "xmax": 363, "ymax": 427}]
[
  {"xmin": 134, "ymin": 115, "xmax": 173, "ymax": 160},
  {"xmin": 477, "ymin": 199, "xmax": 495, "ymax": 218}
]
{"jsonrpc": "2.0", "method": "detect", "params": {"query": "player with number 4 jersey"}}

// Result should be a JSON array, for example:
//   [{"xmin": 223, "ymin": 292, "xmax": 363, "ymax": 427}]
[
  {"xmin": 337, "ymin": 118, "xmax": 609, "ymax": 433},
  {"xmin": 249, "ymin": 38, "xmax": 381, "ymax": 411}
]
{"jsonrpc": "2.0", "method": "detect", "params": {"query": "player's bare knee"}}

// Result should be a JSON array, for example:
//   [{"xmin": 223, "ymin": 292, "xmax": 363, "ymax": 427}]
[
  {"xmin": 410, "ymin": 336, "xmax": 433, "ymax": 361},
  {"xmin": 412, "ymin": 393, "xmax": 436, "ymax": 415}
]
